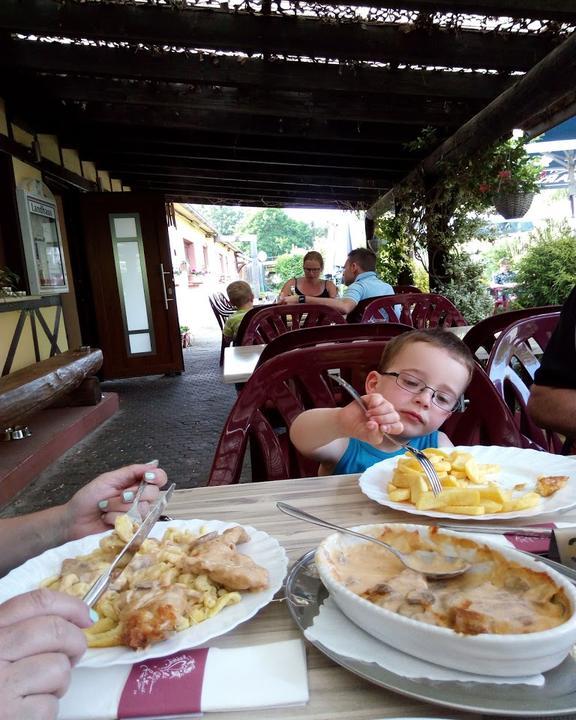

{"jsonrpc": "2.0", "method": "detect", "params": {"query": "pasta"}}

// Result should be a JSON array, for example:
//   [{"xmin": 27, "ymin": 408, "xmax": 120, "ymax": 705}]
[{"xmin": 41, "ymin": 520, "xmax": 268, "ymax": 649}]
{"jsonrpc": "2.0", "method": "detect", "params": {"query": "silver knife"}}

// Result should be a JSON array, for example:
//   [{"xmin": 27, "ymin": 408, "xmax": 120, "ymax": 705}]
[
  {"xmin": 83, "ymin": 483, "xmax": 176, "ymax": 608},
  {"xmin": 438, "ymin": 523, "xmax": 553, "ymax": 537}
]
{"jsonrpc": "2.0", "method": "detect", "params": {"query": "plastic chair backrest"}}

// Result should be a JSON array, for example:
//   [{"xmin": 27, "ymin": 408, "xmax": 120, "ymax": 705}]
[
  {"xmin": 236, "ymin": 303, "xmax": 346, "ymax": 346},
  {"xmin": 208, "ymin": 342, "xmax": 525, "ymax": 486},
  {"xmin": 257, "ymin": 322, "xmax": 413, "ymax": 367},
  {"xmin": 462, "ymin": 305, "xmax": 562, "ymax": 362},
  {"xmin": 359, "ymin": 293, "xmax": 468, "ymax": 327},
  {"xmin": 485, "ymin": 312, "xmax": 563, "ymax": 453},
  {"xmin": 208, "ymin": 292, "xmax": 235, "ymax": 332},
  {"xmin": 346, "ymin": 294, "xmax": 394, "ymax": 323}
]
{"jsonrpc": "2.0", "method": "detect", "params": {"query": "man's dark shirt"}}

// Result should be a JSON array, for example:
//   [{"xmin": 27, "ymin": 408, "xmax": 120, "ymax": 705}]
[{"xmin": 533, "ymin": 285, "xmax": 576, "ymax": 390}]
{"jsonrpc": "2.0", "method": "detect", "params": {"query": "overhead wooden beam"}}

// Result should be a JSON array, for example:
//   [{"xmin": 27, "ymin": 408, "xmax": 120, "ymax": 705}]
[
  {"xmin": 316, "ymin": 0, "xmax": 576, "ymax": 22},
  {"xmin": 22, "ymin": 76, "xmax": 476, "ymax": 126},
  {"xmin": 110, "ymin": 167, "xmax": 390, "ymax": 190},
  {"xmin": 366, "ymin": 28, "xmax": 576, "ymax": 219},
  {"xmin": 0, "ymin": 38, "xmax": 515, "ymax": 99},
  {"xmin": 166, "ymin": 193, "xmax": 364, "ymax": 209},
  {"xmin": 0, "ymin": 1, "xmax": 563, "ymax": 72}
]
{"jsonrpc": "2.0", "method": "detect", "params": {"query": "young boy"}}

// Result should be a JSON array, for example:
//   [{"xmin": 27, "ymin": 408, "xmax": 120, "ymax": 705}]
[
  {"xmin": 223, "ymin": 280, "xmax": 254, "ymax": 341},
  {"xmin": 289, "ymin": 329, "xmax": 475, "ymax": 475}
]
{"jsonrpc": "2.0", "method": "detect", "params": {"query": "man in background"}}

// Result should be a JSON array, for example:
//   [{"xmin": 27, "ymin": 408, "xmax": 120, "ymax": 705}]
[{"xmin": 527, "ymin": 285, "xmax": 576, "ymax": 454}]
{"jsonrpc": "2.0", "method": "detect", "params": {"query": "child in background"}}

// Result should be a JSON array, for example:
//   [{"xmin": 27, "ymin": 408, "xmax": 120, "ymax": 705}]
[
  {"xmin": 223, "ymin": 280, "xmax": 254, "ymax": 341},
  {"xmin": 289, "ymin": 329, "xmax": 475, "ymax": 475}
]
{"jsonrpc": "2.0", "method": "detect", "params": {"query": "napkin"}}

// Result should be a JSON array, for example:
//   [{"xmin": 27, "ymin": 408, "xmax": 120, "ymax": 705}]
[
  {"xmin": 58, "ymin": 639, "xmax": 308, "ymax": 720},
  {"xmin": 305, "ymin": 597, "xmax": 544, "ymax": 687}
]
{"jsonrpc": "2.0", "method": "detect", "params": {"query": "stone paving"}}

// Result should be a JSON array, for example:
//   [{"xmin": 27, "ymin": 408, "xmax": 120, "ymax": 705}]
[{"xmin": 0, "ymin": 326, "xmax": 239, "ymax": 518}]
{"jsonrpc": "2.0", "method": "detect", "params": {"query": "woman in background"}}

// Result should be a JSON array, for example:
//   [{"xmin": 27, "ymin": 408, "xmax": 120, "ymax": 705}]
[{"xmin": 277, "ymin": 251, "xmax": 338, "ymax": 300}]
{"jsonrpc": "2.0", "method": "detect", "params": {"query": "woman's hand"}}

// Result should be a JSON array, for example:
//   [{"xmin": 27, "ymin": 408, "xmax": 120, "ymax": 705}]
[
  {"xmin": 64, "ymin": 462, "xmax": 168, "ymax": 541},
  {"xmin": 338, "ymin": 393, "xmax": 404, "ymax": 446},
  {"xmin": 0, "ymin": 589, "xmax": 90, "ymax": 720}
]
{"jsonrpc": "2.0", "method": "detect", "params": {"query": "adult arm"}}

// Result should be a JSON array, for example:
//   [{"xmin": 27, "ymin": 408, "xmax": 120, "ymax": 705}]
[
  {"xmin": 0, "ymin": 463, "xmax": 167, "ymax": 576},
  {"xmin": 279, "ymin": 292, "xmax": 356, "ymax": 315},
  {"xmin": 289, "ymin": 394, "xmax": 403, "ymax": 465},
  {"xmin": 277, "ymin": 278, "xmax": 296, "ymax": 299},
  {"xmin": 527, "ymin": 285, "xmax": 576, "ymax": 437},
  {"xmin": 527, "ymin": 386, "xmax": 576, "ymax": 437},
  {"xmin": 326, "ymin": 280, "xmax": 339, "ymax": 298}
]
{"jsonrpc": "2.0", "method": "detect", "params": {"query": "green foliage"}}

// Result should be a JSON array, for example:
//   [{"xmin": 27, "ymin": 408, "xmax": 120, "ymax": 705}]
[
  {"xmin": 274, "ymin": 253, "xmax": 305, "ymax": 285},
  {"xmin": 515, "ymin": 221, "xmax": 576, "ymax": 307},
  {"xmin": 374, "ymin": 213, "xmax": 413, "ymax": 284},
  {"xmin": 411, "ymin": 261, "xmax": 429, "ymax": 292},
  {"xmin": 475, "ymin": 137, "xmax": 542, "ymax": 199},
  {"xmin": 195, "ymin": 205, "xmax": 246, "ymax": 235},
  {"xmin": 242, "ymin": 208, "xmax": 315, "ymax": 257},
  {"xmin": 435, "ymin": 250, "xmax": 493, "ymax": 324}
]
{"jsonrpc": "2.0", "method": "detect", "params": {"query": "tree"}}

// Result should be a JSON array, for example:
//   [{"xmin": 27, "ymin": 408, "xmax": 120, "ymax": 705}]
[
  {"xmin": 515, "ymin": 221, "xmax": 576, "ymax": 307},
  {"xmin": 195, "ymin": 205, "xmax": 245, "ymax": 235},
  {"xmin": 242, "ymin": 208, "xmax": 315, "ymax": 256},
  {"xmin": 274, "ymin": 253, "xmax": 305, "ymax": 286}
]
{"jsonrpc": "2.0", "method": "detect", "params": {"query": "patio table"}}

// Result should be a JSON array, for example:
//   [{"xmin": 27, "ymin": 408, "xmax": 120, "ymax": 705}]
[
  {"xmin": 222, "ymin": 327, "xmax": 474, "ymax": 384},
  {"xmin": 165, "ymin": 473, "xmax": 549, "ymax": 720}
]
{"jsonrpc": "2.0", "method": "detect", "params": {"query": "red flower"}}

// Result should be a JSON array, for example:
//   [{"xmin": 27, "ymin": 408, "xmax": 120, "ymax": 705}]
[
  {"xmin": 478, "ymin": 183, "xmax": 490, "ymax": 193},
  {"xmin": 497, "ymin": 170, "xmax": 512, "ymax": 179}
]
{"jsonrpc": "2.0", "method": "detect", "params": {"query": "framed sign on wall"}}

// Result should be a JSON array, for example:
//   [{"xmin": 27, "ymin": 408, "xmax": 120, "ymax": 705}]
[{"xmin": 16, "ymin": 179, "xmax": 69, "ymax": 295}]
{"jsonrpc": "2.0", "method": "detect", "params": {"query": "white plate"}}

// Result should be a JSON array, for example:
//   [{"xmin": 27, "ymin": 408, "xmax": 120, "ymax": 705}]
[
  {"xmin": 0, "ymin": 519, "xmax": 288, "ymax": 667},
  {"xmin": 359, "ymin": 445, "xmax": 576, "ymax": 520}
]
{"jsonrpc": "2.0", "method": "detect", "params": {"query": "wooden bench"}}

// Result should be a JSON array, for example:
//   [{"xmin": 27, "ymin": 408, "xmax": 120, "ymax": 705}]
[{"xmin": 0, "ymin": 349, "xmax": 103, "ymax": 429}]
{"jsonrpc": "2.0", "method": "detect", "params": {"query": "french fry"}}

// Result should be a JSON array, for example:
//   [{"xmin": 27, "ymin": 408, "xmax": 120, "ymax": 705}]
[{"xmin": 388, "ymin": 449, "xmax": 542, "ymax": 516}]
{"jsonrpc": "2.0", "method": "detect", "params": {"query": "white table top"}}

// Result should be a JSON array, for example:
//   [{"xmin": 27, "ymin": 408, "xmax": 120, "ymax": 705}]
[
  {"xmin": 221, "ymin": 326, "xmax": 473, "ymax": 384},
  {"xmin": 222, "ymin": 344, "xmax": 265, "ymax": 384}
]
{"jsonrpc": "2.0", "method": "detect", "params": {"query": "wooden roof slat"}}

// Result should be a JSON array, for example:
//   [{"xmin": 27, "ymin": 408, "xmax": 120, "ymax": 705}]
[
  {"xmin": 316, "ymin": 0, "xmax": 576, "ymax": 22},
  {"xmin": 0, "ymin": 38, "xmax": 515, "ymax": 99},
  {"xmin": 26, "ymin": 76, "xmax": 477, "ymax": 126},
  {"xmin": 0, "ymin": 1, "xmax": 564, "ymax": 72}
]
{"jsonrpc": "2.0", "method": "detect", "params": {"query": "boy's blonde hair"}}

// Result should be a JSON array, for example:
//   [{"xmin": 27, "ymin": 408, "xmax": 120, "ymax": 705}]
[
  {"xmin": 226, "ymin": 280, "xmax": 253, "ymax": 308},
  {"xmin": 378, "ymin": 328, "xmax": 475, "ymax": 384}
]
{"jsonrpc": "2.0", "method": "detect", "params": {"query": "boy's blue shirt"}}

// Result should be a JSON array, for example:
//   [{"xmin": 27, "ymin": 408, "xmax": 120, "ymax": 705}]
[{"xmin": 333, "ymin": 431, "xmax": 440, "ymax": 475}]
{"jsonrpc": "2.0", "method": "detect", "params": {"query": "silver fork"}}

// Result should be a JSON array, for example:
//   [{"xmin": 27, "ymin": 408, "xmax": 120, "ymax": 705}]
[
  {"xmin": 125, "ymin": 479, "xmax": 148, "ymax": 524},
  {"xmin": 329, "ymin": 372, "xmax": 443, "ymax": 496}
]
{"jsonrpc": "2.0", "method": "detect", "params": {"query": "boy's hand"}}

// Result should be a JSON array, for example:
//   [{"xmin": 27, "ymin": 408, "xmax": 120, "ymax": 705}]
[{"xmin": 338, "ymin": 393, "xmax": 403, "ymax": 445}]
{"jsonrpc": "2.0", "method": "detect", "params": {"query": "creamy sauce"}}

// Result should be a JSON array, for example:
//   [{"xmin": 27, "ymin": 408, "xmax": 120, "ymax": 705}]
[{"xmin": 327, "ymin": 528, "xmax": 570, "ymax": 635}]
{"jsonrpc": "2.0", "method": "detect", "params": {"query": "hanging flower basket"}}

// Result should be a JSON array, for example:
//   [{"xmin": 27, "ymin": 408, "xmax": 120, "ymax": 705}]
[{"xmin": 493, "ymin": 191, "xmax": 534, "ymax": 219}]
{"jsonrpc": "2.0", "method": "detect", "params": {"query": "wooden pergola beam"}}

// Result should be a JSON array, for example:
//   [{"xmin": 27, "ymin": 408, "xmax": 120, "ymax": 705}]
[
  {"xmin": 366, "ymin": 29, "xmax": 576, "ymax": 219},
  {"xmin": 317, "ymin": 0, "xmax": 575, "ymax": 21},
  {"xmin": 0, "ymin": 38, "xmax": 515, "ymax": 100},
  {"xmin": 22, "ymin": 76, "xmax": 476, "ymax": 126},
  {"xmin": 0, "ymin": 1, "xmax": 563, "ymax": 72}
]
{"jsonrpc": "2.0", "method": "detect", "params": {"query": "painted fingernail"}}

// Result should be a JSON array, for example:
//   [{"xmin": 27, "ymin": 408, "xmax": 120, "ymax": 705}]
[
  {"xmin": 98, "ymin": 500, "xmax": 109, "ymax": 511},
  {"xmin": 145, "ymin": 459, "xmax": 159, "ymax": 466},
  {"xmin": 144, "ymin": 471, "xmax": 156, "ymax": 482},
  {"xmin": 122, "ymin": 490, "xmax": 135, "ymax": 502}
]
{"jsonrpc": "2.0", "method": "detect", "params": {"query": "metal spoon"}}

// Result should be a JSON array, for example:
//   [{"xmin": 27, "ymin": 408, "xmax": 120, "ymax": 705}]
[{"xmin": 276, "ymin": 502, "xmax": 470, "ymax": 580}]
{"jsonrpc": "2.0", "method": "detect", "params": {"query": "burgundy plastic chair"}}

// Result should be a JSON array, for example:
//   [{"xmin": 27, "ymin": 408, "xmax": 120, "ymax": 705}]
[
  {"xmin": 257, "ymin": 322, "xmax": 413, "ymax": 367},
  {"xmin": 236, "ymin": 303, "xmax": 346, "ymax": 346},
  {"xmin": 359, "ymin": 293, "xmax": 468, "ymax": 327},
  {"xmin": 485, "ymin": 312, "xmax": 563, "ymax": 454},
  {"xmin": 207, "ymin": 341, "xmax": 525, "ymax": 486},
  {"xmin": 462, "ymin": 305, "xmax": 562, "ymax": 363},
  {"xmin": 209, "ymin": 292, "xmax": 236, "ymax": 365}
]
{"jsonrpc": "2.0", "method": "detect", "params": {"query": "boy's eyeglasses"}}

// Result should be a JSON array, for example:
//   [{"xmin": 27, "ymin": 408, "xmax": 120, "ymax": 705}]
[{"xmin": 381, "ymin": 371, "xmax": 465, "ymax": 413}]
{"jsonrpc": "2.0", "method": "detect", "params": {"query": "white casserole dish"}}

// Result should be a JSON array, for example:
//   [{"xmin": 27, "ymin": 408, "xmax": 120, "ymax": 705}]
[{"xmin": 315, "ymin": 523, "xmax": 576, "ymax": 677}]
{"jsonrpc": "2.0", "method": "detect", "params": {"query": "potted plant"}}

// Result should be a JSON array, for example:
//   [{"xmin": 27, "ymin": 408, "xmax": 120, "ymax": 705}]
[
  {"xmin": 0, "ymin": 267, "xmax": 20, "ymax": 299},
  {"xmin": 180, "ymin": 325, "xmax": 191, "ymax": 348},
  {"xmin": 478, "ymin": 137, "xmax": 543, "ymax": 219}
]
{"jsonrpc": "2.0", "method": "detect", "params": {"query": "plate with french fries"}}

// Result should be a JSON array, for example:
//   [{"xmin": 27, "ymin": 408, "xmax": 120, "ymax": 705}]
[
  {"xmin": 0, "ymin": 519, "xmax": 288, "ymax": 667},
  {"xmin": 359, "ymin": 445, "xmax": 576, "ymax": 520}
]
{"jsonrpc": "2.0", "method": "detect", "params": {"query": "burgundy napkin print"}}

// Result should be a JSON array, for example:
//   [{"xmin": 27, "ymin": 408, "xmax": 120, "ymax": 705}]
[
  {"xmin": 504, "ymin": 523, "xmax": 555, "ymax": 555},
  {"xmin": 118, "ymin": 648, "xmax": 208, "ymax": 718}
]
